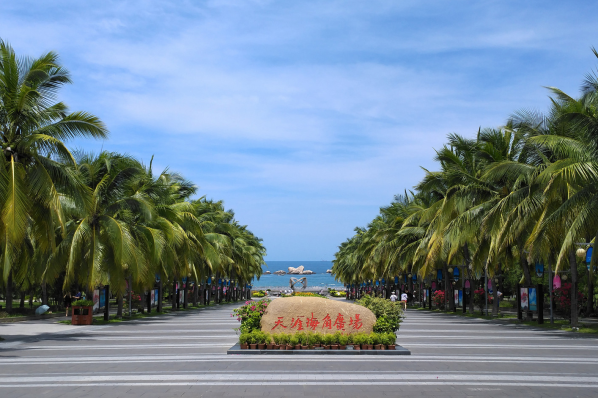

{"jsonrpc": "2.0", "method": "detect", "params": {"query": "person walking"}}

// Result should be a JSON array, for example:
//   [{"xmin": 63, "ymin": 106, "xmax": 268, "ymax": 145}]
[
  {"xmin": 63, "ymin": 293, "xmax": 72, "ymax": 316},
  {"xmin": 401, "ymin": 292, "xmax": 408, "ymax": 310},
  {"xmin": 390, "ymin": 291, "xmax": 398, "ymax": 302}
]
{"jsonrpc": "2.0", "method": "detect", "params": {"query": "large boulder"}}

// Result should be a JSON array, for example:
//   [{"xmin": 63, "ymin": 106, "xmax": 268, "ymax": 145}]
[
  {"xmin": 261, "ymin": 296, "xmax": 376, "ymax": 335},
  {"xmin": 288, "ymin": 266, "xmax": 305, "ymax": 274}
]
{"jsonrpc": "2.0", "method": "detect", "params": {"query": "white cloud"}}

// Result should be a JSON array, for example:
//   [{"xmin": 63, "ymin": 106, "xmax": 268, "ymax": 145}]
[{"xmin": 2, "ymin": 0, "xmax": 598, "ymax": 259}]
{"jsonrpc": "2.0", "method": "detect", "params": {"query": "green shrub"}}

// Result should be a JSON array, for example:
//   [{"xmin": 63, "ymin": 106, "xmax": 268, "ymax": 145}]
[
  {"xmin": 248, "ymin": 331, "xmax": 258, "ymax": 344},
  {"xmin": 279, "ymin": 333, "xmax": 289, "ymax": 345},
  {"xmin": 339, "ymin": 334, "xmax": 349, "ymax": 346},
  {"xmin": 346, "ymin": 333, "xmax": 355, "ymax": 344},
  {"xmin": 356, "ymin": 295, "xmax": 403, "ymax": 333},
  {"xmin": 272, "ymin": 333, "xmax": 281, "ymax": 345},
  {"xmin": 323, "ymin": 334, "xmax": 334, "ymax": 346},
  {"xmin": 263, "ymin": 332, "xmax": 272, "ymax": 344},
  {"xmin": 308, "ymin": 332, "xmax": 318, "ymax": 346},
  {"xmin": 353, "ymin": 333, "xmax": 365, "ymax": 345},
  {"xmin": 384, "ymin": 333, "xmax": 396, "ymax": 346},
  {"xmin": 295, "ymin": 332, "xmax": 305, "ymax": 345},
  {"xmin": 289, "ymin": 335, "xmax": 300, "ymax": 346},
  {"xmin": 233, "ymin": 299, "xmax": 270, "ymax": 333},
  {"xmin": 72, "ymin": 299, "xmax": 94, "ymax": 306},
  {"xmin": 313, "ymin": 333, "xmax": 323, "ymax": 345},
  {"xmin": 239, "ymin": 333, "xmax": 250, "ymax": 344},
  {"xmin": 370, "ymin": 333, "xmax": 380, "ymax": 345},
  {"xmin": 300, "ymin": 332, "xmax": 311, "ymax": 345},
  {"xmin": 366, "ymin": 333, "xmax": 374, "ymax": 345},
  {"xmin": 332, "ymin": 331, "xmax": 342, "ymax": 344}
]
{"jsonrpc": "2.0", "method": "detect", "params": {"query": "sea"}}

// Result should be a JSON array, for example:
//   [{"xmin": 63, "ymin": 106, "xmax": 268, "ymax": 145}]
[{"xmin": 251, "ymin": 261, "xmax": 339, "ymax": 289}]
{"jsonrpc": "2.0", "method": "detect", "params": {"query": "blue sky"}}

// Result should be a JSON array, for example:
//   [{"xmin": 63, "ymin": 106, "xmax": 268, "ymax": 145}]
[{"xmin": 2, "ymin": 0, "xmax": 598, "ymax": 260}]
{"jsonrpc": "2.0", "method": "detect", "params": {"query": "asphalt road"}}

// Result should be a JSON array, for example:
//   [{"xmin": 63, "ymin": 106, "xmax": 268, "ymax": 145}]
[{"xmin": 1, "ymin": 302, "xmax": 598, "ymax": 397}]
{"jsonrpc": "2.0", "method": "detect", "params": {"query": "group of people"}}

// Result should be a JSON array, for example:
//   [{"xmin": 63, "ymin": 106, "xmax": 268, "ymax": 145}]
[
  {"xmin": 389, "ymin": 291, "xmax": 414, "ymax": 309},
  {"xmin": 63, "ymin": 291, "xmax": 84, "ymax": 316}
]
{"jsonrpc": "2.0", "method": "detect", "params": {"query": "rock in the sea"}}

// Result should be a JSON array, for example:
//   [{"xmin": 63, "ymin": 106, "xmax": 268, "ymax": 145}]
[
  {"xmin": 303, "ymin": 270, "xmax": 315, "ymax": 274},
  {"xmin": 261, "ymin": 296, "xmax": 375, "ymax": 335},
  {"xmin": 273, "ymin": 270, "xmax": 286, "ymax": 275},
  {"xmin": 326, "ymin": 269, "xmax": 332, "ymax": 273},
  {"xmin": 264, "ymin": 271, "xmax": 271, "ymax": 274},
  {"xmin": 288, "ymin": 265, "xmax": 305, "ymax": 274}
]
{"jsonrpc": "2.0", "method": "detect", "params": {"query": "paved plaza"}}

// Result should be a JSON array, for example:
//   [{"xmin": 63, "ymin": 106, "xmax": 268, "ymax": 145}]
[{"xmin": 1, "ymin": 303, "xmax": 598, "ymax": 397}]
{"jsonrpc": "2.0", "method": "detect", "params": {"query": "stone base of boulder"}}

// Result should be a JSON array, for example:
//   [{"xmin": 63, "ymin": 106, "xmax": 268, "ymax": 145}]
[{"xmin": 227, "ymin": 344, "xmax": 411, "ymax": 355}]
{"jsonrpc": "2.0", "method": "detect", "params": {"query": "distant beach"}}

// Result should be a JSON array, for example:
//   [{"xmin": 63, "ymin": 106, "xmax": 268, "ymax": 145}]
[{"xmin": 251, "ymin": 261, "xmax": 340, "ymax": 289}]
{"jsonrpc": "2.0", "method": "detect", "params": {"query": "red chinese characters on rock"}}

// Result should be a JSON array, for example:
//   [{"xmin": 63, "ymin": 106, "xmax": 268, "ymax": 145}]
[
  {"xmin": 349, "ymin": 314, "xmax": 363, "ymax": 330},
  {"xmin": 306, "ymin": 313, "xmax": 319, "ymax": 330},
  {"xmin": 271, "ymin": 313, "xmax": 363, "ymax": 332},
  {"xmin": 271, "ymin": 316, "xmax": 287, "ymax": 330},
  {"xmin": 333, "ymin": 313, "xmax": 345, "ymax": 330},
  {"xmin": 290, "ymin": 316, "xmax": 305, "ymax": 331}
]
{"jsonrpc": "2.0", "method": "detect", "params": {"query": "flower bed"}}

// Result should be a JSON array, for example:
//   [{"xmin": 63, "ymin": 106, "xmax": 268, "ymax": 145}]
[
  {"xmin": 232, "ymin": 299, "xmax": 270, "ymax": 333},
  {"xmin": 432, "ymin": 290, "xmax": 445, "ymax": 309},
  {"xmin": 291, "ymin": 292, "xmax": 327, "ymax": 298}
]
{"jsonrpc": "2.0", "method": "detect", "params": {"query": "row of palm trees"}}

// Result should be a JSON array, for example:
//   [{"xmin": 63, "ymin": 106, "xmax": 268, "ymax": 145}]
[
  {"xmin": 333, "ymin": 49, "xmax": 598, "ymax": 326},
  {"xmin": 0, "ymin": 39, "xmax": 265, "ymax": 314}
]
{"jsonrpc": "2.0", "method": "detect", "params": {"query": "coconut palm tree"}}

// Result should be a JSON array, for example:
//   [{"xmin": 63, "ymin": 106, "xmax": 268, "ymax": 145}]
[{"xmin": 0, "ymin": 39, "xmax": 107, "ymax": 311}]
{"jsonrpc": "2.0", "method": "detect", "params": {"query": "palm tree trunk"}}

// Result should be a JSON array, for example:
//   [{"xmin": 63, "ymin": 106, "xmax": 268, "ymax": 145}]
[
  {"xmin": 443, "ymin": 264, "xmax": 450, "ymax": 311},
  {"xmin": 172, "ymin": 280, "xmax": 177, "ymax": 310},
  {"xmin": 41, "ymin": 282, "xmax": 48, "ymax": 306},
  {"xmin": 462, "ymin": 244, "xmax": 475, "ymax": 313},
  {"xmin": 569, "ymin": 249, "xmax": 579, "ymax": 327},
  {"xmin": 116, "ymin": 292, "xmax": 123, "ymax": 318},
  {"xmin": 19, "ymin": 290, "xmax": 25, "ymax": 309},
  {"xmin": 492, "ymin": 262, "xmax": 502, "ymax": 316},
  {"xmin": 5, "ymin": 271, "xmax": 13, "ymax": 314},
  {"xmin": 193, "ymin": 278, "xmax": 198, "ymax": 306},
  {"xmin": 518, "ymin": 238, "xmax": 532, "ymax": 287}
]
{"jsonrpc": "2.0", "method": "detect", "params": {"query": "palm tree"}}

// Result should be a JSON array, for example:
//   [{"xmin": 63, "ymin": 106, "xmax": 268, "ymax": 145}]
[{"xmin": 0, "ymin": 39, "xmax": 107, "ymax": 311}]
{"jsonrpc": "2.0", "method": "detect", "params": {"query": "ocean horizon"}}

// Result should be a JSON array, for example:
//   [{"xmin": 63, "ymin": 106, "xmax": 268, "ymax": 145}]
[{"xmin": 251, "ymin": 260, "xmax": 339, "ymax": 289}]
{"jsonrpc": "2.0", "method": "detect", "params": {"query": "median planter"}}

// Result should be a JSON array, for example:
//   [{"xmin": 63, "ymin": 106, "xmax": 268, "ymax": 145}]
[{"xmin": 71, "ymin": 305, "xmax": 93, "ymax": 325}]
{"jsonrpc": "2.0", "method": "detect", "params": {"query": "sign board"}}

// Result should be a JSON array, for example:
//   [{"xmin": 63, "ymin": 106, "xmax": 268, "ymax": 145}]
[
  {"xmin": 535, "ymin": 262, "xmax": 544, "ymax": 278},
  {"xmin": 93, "ymin": 290, "xmax": 100, "ymax": 312},
  {"xmin": 458, "ymin": 290, "xmax": 463, "ymax": 307},
  {"xmin": 99, "ymin": 288, "xmax": 106, "ymax": 308},
  {"xmin": 587, "ymin": 247, "xmax": 594, "ymax": 264},
  {"xmin": 529, "ymin": 288, "xmax": 537, "ymax": 311},
  {"xmin": 150, "ymin": 290, "xmax": 155, "ymax": 307},
  {"xmin": 454, "ymin": 290, "xmax": 459, "ymax": 306},
  {"xmin": 154, "ymin": 289, "xmax": 159, "ymax": 304},
  {"xmin": 520, "ymin": 287, "xmax": 529, "ymax": 311}
]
